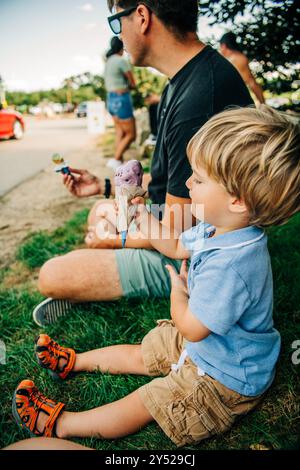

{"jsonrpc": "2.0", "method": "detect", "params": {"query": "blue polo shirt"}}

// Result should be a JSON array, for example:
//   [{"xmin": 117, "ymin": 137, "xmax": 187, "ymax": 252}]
[{"xmin": 180, "ymin": 223, "xmax": 281, "ymax": 397}]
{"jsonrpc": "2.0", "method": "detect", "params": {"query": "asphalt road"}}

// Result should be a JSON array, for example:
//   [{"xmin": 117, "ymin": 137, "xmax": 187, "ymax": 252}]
[{"xmin": 0, "ymin": 116, "xmax": 91, "ymax": 196}]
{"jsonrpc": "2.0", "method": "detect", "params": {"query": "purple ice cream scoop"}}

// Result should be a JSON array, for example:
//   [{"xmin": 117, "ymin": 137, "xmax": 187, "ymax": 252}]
[
  {"xmin": 114, "ymin": 160, "xmax": 145, "ymax": 248},
  {"xmin": 114, "ymin": 160, "xmax": 143, "ymax": 187}
]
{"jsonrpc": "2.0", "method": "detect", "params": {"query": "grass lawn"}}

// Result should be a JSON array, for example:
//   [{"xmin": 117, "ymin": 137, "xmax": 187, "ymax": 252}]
[{"xmin": 0, "ymin": 209, "xmax": 299, "ymax": 450}]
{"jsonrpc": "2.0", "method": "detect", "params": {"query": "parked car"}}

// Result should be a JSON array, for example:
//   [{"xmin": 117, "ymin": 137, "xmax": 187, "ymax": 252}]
[
  {"xmin": 52, "ymin": 102, "xmax": 63, "ymax": 114},
  {"xmin": 76, "ymin": 102, "xmax": 88, "ymax": 118},
  {"xmin": 62, "ymin": 103, "xmax": 75, "ymax": 113},
  {"xmin": 28, "ymin": 105, "xmax": 42, "ymax": 116},
  {"xmin": 0, "ymin": 104, "xmax": 25, "ymax": 140}
]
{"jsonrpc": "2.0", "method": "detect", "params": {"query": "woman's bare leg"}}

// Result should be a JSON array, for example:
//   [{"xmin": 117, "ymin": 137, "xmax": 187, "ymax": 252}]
[
  {"xmin": 112, "ymin": 115, "xmax": 124, "ymax": 153},
  {"xmin": 114, "ymin": 118, "xmax": 136, "ymax": 161},
  {"xmin": 3, "ymin": 437, "xmax": 93, "ymax": 451}
]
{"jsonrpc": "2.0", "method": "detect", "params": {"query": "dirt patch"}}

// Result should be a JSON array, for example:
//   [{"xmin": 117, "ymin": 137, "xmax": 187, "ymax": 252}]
[
  {"xmin": 0, "ymin": 134, "xmax": 117, "ymax": 269},
  {"xmin": 1, "ymin": 261, "xmax": 37, "ymax": 289}
]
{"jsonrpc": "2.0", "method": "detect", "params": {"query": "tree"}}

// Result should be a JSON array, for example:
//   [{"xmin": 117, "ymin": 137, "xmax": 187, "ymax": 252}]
[
  {"xmin": 6, "ymin": 69, "xmax": 166, "ymax": 110},
  {"xmin": 200, "ymin": 0, "xmax": 300, "ymax": 79},
  {"xmin": 62, "ymin": 73, "xmax": 106, "ymax": 102},
  {"xmin": 131, "ymin": 67, "xmax": 167, "ymax": 108}
]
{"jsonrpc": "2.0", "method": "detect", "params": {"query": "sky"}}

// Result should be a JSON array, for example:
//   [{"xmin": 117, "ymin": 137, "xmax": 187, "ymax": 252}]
[{"xmin": 0, "ymin": 0, "xmax": 224, "ymax": 92}]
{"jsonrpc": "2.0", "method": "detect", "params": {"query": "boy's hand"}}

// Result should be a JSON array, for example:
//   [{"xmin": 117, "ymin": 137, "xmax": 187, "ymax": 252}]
[
  {"xmin": 132, "ymin": 199, "xmax": 150, "ymax": 235},
  {"xmin": 63, "ymin": 168, "xmax": 101, "ymax": 198},
  {"xmin": 131, "ymin": 196, "xmax": 146, "ymax": 206},
  {"xmin": 114, "ymin": 195, "xmax": 144, "ymax": 214},
  {"xmin": 166, "ymin": 260, "xmax": 189, "ymax": 295},
  {"xmin": 112, "ymin": 196, "xmax": 146, "ymax": 214}
]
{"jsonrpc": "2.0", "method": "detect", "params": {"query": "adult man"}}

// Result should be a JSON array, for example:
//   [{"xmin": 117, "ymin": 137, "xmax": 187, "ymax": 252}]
[
  {"xmin": 33, "ymin": 0, "xmax": 253, "ymax": 326},
  {"xmin": 219, "ymin": 32, "xmax": 265, "ymax": 104}
]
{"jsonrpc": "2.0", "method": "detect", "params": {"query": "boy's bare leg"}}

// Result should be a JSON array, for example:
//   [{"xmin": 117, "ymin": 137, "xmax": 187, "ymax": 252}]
[
  {"xmin": 62, "ymin": 345, "xmax": 154, "ymax": 440},
  {"xmin": 74, "ymin": 344, "xmax": 149, "ymax": 376},
  {"xmin": 34, "ymin": 344, "xmax": 152, "ymax": 436},
  {"xmin": 56, "ymin": 390, "xmax": 153, "ymax": 440}
]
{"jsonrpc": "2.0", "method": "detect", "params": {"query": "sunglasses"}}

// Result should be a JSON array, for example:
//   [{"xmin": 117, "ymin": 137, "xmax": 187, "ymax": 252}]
[{"xmin": 107, "ymin": 6, "xmax": 138, "ymax": 35}]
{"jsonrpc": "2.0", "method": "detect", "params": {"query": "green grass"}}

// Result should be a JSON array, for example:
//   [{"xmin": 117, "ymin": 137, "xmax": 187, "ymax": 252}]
[
  {"xmin": 16, "ymin": 209, "xmax": 89, "ymax": 269},
  {"xmin": 0, "ymin": 211, "xmax": 299, "ymax": 450}
]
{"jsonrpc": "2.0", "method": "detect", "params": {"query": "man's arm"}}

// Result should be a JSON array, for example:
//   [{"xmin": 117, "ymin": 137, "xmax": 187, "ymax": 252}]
[
  {"xmin": 246, "ymin": 75, "xmax": 265, "ymax": 104},
  {"xmin": 234, "ymin": 57, "xmax": 265, "ymax": 104},
  {"xmin": 63, "ymin": 169, "xmax": 151, "ymax": 203},
  {"xmin": 162, "ymin": 193, "xmax": 194, "ymax": 233},
  {"xmin": 142, "ymin": 173, "xmax": 152, "ymax": 191}
]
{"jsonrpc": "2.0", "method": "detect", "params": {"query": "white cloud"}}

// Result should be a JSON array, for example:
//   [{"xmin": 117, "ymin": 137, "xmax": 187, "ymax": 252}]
[
  {"xmin": 84, "ymin": 23, "xmax": 97, "ymax": 31},
  {"xmin": 5, "ymin": 76, "xmax": 63, "ymax": 92},
  {"xmin": 44, "ymin": 75, "xmax": 61, "ymax": 88},
  {"xmin": 78, "ymin": 3, "xmax": 94, "ymax": 12},
  {"xmin": 5, "ymin": 78, "xmax": 30, "ymax": 91},
  {"xmin": 72, "ymin": 55, "xmax": 100, "ymax": 71},
  {"xmin": 73, "ymin": 55, "xmax": 92, "ymax": 64}
]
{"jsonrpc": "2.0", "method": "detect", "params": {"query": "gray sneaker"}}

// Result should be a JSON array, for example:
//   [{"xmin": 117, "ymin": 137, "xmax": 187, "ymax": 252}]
[{"xmin": 32, "ymin": 298, "xmax": 72, "ymax": 326}]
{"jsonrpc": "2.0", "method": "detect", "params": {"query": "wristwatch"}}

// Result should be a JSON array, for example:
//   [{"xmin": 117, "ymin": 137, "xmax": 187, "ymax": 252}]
[{"xmin": 104, "ymin": 178, "xmax": 111, "ymax": 199}]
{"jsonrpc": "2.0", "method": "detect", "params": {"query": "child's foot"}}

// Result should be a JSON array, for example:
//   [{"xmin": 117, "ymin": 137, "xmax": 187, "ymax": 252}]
[
  {"xmin": 32, "ymin": 298, "xmax": 72, "ymax": 326},
  {"xmin": 12, "ymin": 380, "xmax": 65, "ymax": 437},
  {"xmin": 35, "ymin": 334, "xmax": 76, "ymax": 380}
]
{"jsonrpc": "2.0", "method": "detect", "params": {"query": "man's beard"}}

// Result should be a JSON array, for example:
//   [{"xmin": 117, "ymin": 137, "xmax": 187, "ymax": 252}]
[{"xmin": 127, "ymin": 43, "xmax": 148, "ymax": 67}]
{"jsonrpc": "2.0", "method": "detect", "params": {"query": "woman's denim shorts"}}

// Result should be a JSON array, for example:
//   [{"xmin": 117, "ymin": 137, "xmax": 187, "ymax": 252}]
[{"xmin": 107, "ymin": 92, "xmax": 134, "ymax": 120}]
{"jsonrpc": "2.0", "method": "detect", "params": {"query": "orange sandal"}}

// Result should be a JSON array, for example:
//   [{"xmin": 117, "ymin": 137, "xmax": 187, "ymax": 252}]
[
  {"xmin": 35, "ymin": 334, "xmax": 76, "ymax": 380},
  {"xmin": 12, "ymin": 380, "xmax": 65, "ymax": 437}
]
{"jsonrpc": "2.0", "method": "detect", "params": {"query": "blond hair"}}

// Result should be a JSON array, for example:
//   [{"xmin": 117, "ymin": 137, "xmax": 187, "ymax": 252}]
[{"xmin": 187, "ymin": 105, "xmax": 300, "ymax": 228}]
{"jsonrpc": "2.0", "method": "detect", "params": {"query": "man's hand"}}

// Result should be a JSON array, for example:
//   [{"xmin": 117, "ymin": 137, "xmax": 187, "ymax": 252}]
[
  {"xmin": 165, "ymin": 260, "xmax": 188, "ymax": 295},
  {"xmin": 85, "ymin": 207, "xmax": 118, "ymax": 248},
  {"xmin": 63, "ymin": 168, "xmax": 101, "ymax": 198}
]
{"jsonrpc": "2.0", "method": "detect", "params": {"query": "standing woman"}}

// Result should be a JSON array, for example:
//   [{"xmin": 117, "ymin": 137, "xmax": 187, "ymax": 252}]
[{"xmin": 104, "ymin": 36, "xmax": 137, "ymax": 171}]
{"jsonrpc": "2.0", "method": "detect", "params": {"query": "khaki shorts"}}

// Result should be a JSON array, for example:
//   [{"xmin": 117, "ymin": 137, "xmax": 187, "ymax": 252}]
[{"xmin": 138, "ymin": 320, "xmax": 263, "ymax": 447}]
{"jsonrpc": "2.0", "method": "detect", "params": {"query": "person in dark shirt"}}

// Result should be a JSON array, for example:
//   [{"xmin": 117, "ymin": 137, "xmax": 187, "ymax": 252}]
[
  {"xmin": 149, "ymin": 46, "xmax": 252, "ymax": 206},
  {"xmin": 32, "ymin": 0, "xmax": 253, "ymax": 325},
  {"xmin": 143, "ymin": 93, "xmax": 160, "ymax": 145}
]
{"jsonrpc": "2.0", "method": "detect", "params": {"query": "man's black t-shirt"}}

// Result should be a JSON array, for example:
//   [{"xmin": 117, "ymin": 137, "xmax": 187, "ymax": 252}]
[{"xmin": 148, "ymin": 46, "xmax": 253, "ymax": 205}]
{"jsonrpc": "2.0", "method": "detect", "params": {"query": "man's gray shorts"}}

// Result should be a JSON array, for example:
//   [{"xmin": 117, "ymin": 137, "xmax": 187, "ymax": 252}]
[{"xmin": 115, "ymin": 249, "xmax": 182, "ymax": 298}]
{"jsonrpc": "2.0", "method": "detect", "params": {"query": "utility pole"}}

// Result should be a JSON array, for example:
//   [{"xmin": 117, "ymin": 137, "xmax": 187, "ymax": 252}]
[{"xmin": 66, "ymin": 79, "xmax": 72, "ymax": 105}]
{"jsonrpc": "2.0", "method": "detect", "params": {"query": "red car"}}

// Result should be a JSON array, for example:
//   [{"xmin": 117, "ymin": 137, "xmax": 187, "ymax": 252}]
[{"xmin": 0, "ymin": 105, "xmax": 25, "ymax": 140}]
